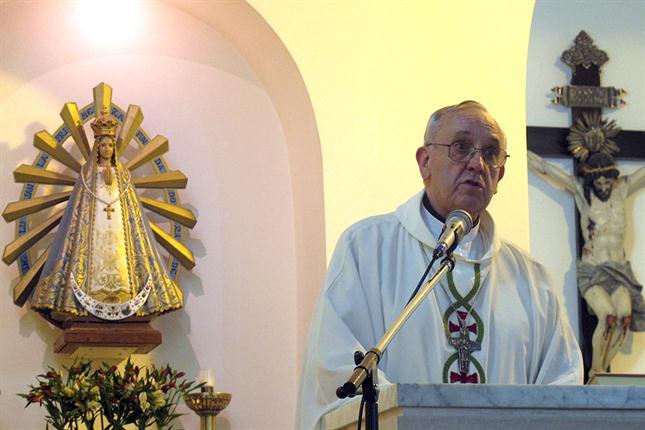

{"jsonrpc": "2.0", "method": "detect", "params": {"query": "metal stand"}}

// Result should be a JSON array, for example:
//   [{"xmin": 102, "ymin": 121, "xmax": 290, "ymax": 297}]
[
  {"xmin": 336, "ymin": 255, "xmax": 456, "ymax": 429},
  {"xmin": 354, "ymin": 351, "xmax": 379, "ymax": 430},
  {"xmin": 184, "ymin": 386, "xmax": 232, "ymax": 430}
]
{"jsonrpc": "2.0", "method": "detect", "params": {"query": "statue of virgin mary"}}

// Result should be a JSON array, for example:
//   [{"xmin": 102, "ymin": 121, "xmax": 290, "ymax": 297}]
[{"xmin": 31, "ymin": 110, "xmax": 183, "ymax": 324}]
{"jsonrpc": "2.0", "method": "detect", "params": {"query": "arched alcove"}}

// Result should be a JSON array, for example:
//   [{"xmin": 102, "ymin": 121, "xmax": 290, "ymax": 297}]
[{"xmin": 0, "ymin": 1, "xmax": 324, "ymax": 427}]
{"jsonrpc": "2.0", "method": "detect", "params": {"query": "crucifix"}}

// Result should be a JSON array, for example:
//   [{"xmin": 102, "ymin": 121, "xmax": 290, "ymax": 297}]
[
  {"xmin": 527, "ymin": 31, "xmax": 645, "ymax": 381},
  {"xmin": 448, "ymin": 311, "xmax": 481, "ymax": 374},
  {"xmin": 103, "ymin": 204, "xmax": 115, "ymax": 220}
]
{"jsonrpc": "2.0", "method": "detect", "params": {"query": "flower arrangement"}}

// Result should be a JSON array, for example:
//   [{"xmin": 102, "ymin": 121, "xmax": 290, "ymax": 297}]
[{"xmin": 19, "ymin": 359, "xmax": 203, "ymax": 430}]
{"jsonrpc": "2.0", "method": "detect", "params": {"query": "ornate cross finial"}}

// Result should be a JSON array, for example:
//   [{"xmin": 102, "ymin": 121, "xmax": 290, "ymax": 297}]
[{"xmin": 561, "ymin": 31, "xmax": 609, "ymax": 71}]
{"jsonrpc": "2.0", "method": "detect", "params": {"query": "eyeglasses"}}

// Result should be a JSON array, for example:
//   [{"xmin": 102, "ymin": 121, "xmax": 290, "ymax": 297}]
[{"xmin": 426, "ymin": 141, "xmax": 510, "ymax": 168}]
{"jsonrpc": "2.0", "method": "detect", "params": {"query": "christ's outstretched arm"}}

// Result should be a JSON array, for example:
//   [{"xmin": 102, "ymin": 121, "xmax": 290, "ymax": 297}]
[{"xmin": 527, "ymin": 150, "xmax": 577, "ymax": 195}]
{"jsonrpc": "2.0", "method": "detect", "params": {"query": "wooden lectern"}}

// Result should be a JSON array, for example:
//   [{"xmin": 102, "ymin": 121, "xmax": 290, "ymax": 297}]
[{"xmin": 323, "ymin": 383, "xmax": 645, "ymax": 430}]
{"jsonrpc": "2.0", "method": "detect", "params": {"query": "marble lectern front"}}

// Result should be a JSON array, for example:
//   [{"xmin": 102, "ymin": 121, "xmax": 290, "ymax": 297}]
[{"xmin": 323, "ymin": 383, "xmax": 645, "ymax": 430}]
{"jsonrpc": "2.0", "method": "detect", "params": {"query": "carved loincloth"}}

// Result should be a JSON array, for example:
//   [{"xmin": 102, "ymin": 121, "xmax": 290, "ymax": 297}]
[{"xmin": 577, "ymin": 261, "xmax": 645, "ymax": 331}]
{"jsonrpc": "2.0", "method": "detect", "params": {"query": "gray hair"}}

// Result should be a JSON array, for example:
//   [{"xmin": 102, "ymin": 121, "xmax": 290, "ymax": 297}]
[{"xmin": 423, "ymin": 100, "xmax": 504, "ymax": 146}]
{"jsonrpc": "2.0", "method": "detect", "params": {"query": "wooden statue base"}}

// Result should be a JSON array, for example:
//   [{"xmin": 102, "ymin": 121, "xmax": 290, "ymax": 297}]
[{"xmin": 54, "ymin": 322, "xmax": 161, "ymax": 354}]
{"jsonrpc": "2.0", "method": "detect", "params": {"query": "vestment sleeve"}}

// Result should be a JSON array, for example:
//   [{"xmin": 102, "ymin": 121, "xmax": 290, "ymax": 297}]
[
  {"xmin": 296, "ymin": 231, "xmax": 392, "ymax": 430},
  {"xmin": 531, "ymin": 265, "xmax": 584, "ymax": 385}
]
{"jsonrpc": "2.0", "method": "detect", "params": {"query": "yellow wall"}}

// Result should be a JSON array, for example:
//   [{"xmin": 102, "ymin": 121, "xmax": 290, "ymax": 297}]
[{"xmin": 250, "ymin": 0, "xmax": 536, "ymax": 256}]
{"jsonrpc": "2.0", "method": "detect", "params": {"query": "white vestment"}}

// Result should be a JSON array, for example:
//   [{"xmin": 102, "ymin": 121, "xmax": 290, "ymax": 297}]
[
  {"xmin": 90, "ymin": 166, "xmax": 131, "ymax": 301},
  {"xmin": 297, "ymin": 191, "xmax": 583, "ymax": 429}
]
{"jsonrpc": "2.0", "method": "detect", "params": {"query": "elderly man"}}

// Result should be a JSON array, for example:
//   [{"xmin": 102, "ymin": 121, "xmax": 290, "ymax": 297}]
[{"xmin": 297, "ymin": 101, "xmax": 583, "ymax": 429}]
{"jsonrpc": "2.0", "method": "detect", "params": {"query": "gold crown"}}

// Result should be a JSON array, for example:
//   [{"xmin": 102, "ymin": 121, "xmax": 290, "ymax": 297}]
[{"xmin": 90, "ymin": 108, "xmax": 119, "ymax": 137}]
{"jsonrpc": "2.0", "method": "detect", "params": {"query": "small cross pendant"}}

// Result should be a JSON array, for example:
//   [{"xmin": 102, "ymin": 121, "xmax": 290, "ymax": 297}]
[{"xmin": 103, "ymin": 204, "xmax": 115, "ymax": 220}]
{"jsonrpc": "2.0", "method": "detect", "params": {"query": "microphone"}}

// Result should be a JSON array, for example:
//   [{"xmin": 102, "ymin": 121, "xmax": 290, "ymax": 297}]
[{"xmin": 432, "ymin": 210, "xmax": 474, "ymax": 258}]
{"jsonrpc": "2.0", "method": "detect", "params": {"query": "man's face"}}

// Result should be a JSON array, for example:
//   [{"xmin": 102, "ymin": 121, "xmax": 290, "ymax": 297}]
[
  {"xmin": 98, "ymin": 136, "xmax": 115, "ymax": 162},
  {"xmin": 416, "ymin": 107, "xmax": 506, "ymax": 220},
  {"xmin": 592, "ymin": 176, "xmax": 614, "ymax": 201}
]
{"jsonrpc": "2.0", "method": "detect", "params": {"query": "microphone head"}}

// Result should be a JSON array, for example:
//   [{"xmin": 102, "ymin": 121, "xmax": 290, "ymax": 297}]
[
  {"xmin": 445, "ymin": 209, "xmax": 474, "ymax": 240},
  {"xmin": 433, "ymin": 209, "xmax": 474, "ymax": 259}
]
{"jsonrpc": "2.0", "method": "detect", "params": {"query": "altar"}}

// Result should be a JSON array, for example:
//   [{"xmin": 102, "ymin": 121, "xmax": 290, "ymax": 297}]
[{"xmin": 323, "ymin": 383, "xmax": 645, "ymax": 430}]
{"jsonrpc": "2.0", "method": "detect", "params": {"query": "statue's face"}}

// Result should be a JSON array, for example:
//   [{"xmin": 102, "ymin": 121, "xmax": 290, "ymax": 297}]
[
  {"xmin": 592, "ymin": 176, "xmax": 615, "ymax": 202},
  {"xmin": 98, "ymin": 136, "xmax": 115, "ymax": 162}
]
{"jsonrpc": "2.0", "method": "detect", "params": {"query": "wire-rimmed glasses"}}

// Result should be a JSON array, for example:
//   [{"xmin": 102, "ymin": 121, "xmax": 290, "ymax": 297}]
[{"xmin": 426, "ymin": 141, "xmax": 509, "ymax": 168}]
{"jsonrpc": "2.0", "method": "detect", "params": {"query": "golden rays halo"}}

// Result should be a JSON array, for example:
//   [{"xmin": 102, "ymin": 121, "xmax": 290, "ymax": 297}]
[
  {"xmin": 2, "ymin": 82, "xmax": 196, "ymax": 307},
  {"xmin": 566, "ymin": 111, "xmax": 620, "ymax": 162}
]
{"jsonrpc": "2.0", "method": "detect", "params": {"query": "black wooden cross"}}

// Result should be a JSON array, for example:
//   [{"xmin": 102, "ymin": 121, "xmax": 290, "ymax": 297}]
[{"xmin": 527, "ymin": 31, "xmax": 645, "ymax": 381}]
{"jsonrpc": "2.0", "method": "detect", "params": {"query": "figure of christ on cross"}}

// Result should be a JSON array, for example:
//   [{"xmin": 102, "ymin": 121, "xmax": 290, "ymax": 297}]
[
  {"xmin": 528, "ymin": 150, "xmax": 645, "ymax": 377},
  {"xmin": 448, "ymin": 311, "xmax": 481, "ymax": 375}
]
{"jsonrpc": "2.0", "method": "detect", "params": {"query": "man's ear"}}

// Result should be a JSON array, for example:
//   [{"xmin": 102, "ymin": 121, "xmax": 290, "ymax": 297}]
[
  {"xmin": 497, "ymin": 165, "xmax": 505, "ymax": 182},
  {"xmin": 416, "ymin": 146, "xmax": 431, "ymax": 180}
]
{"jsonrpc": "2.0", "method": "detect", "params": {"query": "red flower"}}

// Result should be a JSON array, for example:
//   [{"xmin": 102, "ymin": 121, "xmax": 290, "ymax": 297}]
[{"xmin": 28, "ymin": 393, "xmax": 44, "ymax": 405}]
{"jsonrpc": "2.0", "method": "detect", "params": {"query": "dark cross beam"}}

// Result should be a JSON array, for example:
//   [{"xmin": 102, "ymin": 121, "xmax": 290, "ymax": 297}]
[
  {"xmin": 527, "ymin": 32, "xmax": 645, "ymax": 382},
  {"xmin": 527, "ymin": 127, "xmax": 645, "ymax": 159}
]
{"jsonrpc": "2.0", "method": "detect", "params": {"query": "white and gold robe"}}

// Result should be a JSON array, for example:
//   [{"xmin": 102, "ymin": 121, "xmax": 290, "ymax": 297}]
[{"xmin": 31, "ymin": 157, "xmax": 182, "ymax": 323}]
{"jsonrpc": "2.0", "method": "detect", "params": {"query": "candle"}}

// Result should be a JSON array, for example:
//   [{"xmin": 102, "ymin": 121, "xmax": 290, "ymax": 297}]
[{"xmin": 198, "ymin": 369, "xmax": 215, "ymax": 387}]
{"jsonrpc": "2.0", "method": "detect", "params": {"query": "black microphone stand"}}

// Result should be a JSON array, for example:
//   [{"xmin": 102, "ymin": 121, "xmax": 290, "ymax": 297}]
[{"xmin": 336, "ymin": 254, "xmax": 456, "ymax": 429}]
